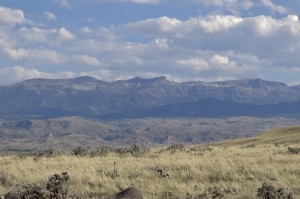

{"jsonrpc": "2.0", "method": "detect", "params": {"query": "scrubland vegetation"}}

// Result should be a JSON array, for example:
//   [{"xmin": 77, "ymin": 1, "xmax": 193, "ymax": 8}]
[{"xmin": 0, "ymin": 127, "xmax": 300, "ymax": 198}]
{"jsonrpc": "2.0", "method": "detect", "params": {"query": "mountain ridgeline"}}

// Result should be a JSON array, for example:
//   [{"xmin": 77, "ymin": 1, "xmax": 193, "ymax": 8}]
[{"xmin": 0, "ymin": 76, "xmax": 300, "ymax": 119}]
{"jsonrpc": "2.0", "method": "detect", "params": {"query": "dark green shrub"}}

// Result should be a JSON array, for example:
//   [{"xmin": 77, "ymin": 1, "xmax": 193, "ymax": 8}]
[
  {"xmin": 46, "ymin": 172, "xmax": 70, "ymax": 199},
  {"xmin": 208, "ymin": 186, "xmax": 224, "ymax": 199},
  {"xmin": 288, "ymin": 147, "xmax": 300, "ymax": 154},
  {"xmin": 4, "ymin": 172, "xmax": 71, "ymax": 199},
  {"xmin": 159, "ymin": 191, "xmax": 180, "ymax": 199},
  {"xmin": 0, "ymin": 171, "xmax": 8, "ymax": 186},
  {"xmin": 71, "ymin": 146, "xmax": 88, "ymax": 156},
  {"xmin": 35, "ymin": 148, "xmax": 64, "ymax": 158},
  {"xmin": 4, "ymin": 184, "xmax": 48, "ymax": 199},
  {"xmin": 167, "ymin": 144, "xmax": 184, "ymax": 152},
  {"xmin": 130, "ymin": 142, "xmax": 149, "ymax": 157},
  {"xmin": 257, "ymin": 181, "xmax": 293, "ymax": 199},
  {"xmin": 90, "ymin": 146, "xmax": 114, "ymax": 157}
]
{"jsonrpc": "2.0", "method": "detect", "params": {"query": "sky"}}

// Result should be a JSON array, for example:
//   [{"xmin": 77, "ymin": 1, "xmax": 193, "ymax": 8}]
[{"xmin": 0, "ymin": 0, "xmax": 300, "ymax": 85}]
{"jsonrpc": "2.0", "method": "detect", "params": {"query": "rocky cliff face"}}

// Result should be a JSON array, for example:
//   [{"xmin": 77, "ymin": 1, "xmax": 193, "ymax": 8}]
[{"xmin": 0, "ymin": 76, "xmax": 299, "ymax": 119}]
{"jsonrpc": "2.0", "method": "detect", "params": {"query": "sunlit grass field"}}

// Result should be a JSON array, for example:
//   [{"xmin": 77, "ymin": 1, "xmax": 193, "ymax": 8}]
[{"xmin": 0, "ymin": 127, "xmax": 300, "ymax": 198}]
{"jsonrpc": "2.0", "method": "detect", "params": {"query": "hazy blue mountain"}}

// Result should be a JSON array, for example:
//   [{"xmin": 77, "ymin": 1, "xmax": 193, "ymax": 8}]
[
  {"xmin": 290, "ymin": 85, "xmax": 300, "ymax": 93},
  {"xmin": 1, "ymin": 77, "xmax": 300, "ymax": 148},
  {"xmin": 0, "ymin": 76, "xmax": 299, "ymax": 119},
  {"xmin": 132, "ymin": 98, "xmax": 300, "ymax": 119}
]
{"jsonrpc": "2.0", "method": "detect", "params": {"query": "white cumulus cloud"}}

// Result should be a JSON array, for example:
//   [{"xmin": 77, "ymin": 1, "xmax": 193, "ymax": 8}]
[
  {"xmin": 2, "ymin": 48, "xmax": 68, "ymax": 64},
  {"xmin": 194, "ymin": 15, "xmax": 243, "ymax": 33},
  {"xmin": 177, "ymin": 58, "xmax": 209, "ymax": 71},
  {"xmin": 0, "ymin": 6, "xmax": 27, "ymax": 27},
  {"xmin": 1, "ymin": 48, "xmax": 102, "ymax": 67},
  {"xmin": 210, "ymin": 55, "xmax": 229, "ymax": 65},
  {"xmin": 260, "ymin": 0, "xmax": 288, "ymax": 14},
  {"xmin": 192, "ymin": 0, "xmax": 254, "ymax": 14},
  {"xmin": 80, "ymin": 27, "xmax": 92, "ymax": 34},
  {"xmin": 53, "ymin": 0, "xmax": 72, "ymax": 9},
  {"xmin": 91, "ymin": 0, "xmax": 163, "ymax": 4},
  {"xmin": 56, "ymin": 27, "xmax": 76, "ymax": 41},
  {"xmin": 1, "ymin": 3, "xmax": 300, "ymax": 85},
  {"xmin": 44, "ymin": 11, "xmax": 57, "ymax": 20},
  {"xmin": 0, "ymin": 66, "xmax": 77, "ymax": 85},
  {"xmin": 128, "ymin": 0, "xmax": 162, "ymax": 4},
  {"xmin": 71, "ymin": 55, "xmax": 102, "ymax": 67},
  {"xmin": 18, "ymin": 27, "xmax": 76, "ymax": 45}
]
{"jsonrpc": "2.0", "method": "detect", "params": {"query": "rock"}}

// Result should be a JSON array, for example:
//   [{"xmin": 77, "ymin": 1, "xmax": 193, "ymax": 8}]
[{"xmin": 108, "ymin": 187, "xmax": 143, "ymax": 199}]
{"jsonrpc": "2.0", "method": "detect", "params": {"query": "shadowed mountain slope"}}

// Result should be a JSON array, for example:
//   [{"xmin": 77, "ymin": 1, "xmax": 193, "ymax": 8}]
[{"xmin": 132, "ymin": 98, "xmax": 300, "ymax": 119}]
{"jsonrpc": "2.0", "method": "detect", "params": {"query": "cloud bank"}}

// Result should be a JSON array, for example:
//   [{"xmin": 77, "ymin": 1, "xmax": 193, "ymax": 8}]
[{"xmin": 0, "ymin": 2, "xmax": 299, "ymax": 85}]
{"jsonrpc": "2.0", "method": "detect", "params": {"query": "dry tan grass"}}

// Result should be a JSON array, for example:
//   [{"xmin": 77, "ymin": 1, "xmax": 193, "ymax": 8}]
[{"xmin": 0, "ymin": 127, "xmax": 300, "ymax": 198}]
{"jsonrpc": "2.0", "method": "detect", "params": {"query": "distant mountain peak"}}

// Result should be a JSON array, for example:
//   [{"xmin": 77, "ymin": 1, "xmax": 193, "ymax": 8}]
[
  {"xmin": 72, "ymin": 76, "xmax": 99, "ymax": 82},
  {"xmin": 215, "ymin": 78, "xmax": 287, "ymax": 89},
  {"xmin": 16, "ymin": 78, "xmax": 56, "ymax": 87},
  {"xmin": 2, "ymin": 76, "xmax": 299, "ymax": 121},
  {"xmin": 126, "ymin": 76, "xmax": 167, "ymax": 83},
  {"xmin": 246, "ymin": 79, "xmax": 287, "ymax": 88}
]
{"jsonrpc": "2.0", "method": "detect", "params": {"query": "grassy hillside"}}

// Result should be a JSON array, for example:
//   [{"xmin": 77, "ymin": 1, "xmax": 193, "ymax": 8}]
[
  {"xmin": 214, "ymin": 126, "xmax": 300, "ymax": 147},
  {"xmin": 0, "ymin": 127, "xmax": 299, "ymax": 198}
]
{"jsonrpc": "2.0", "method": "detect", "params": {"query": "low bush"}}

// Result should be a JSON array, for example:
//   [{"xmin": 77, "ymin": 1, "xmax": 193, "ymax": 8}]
[
  {"xmin": 0, "ymin": 171, "xmax": 8, "ymax": 186},
  {"xmin": 257, "ymin": 181, "xmax": 293, "ymax": 199},
  {"xmin": 4, "ymin": 184, "xmax": 48, "ymax": 199},
  {"xmin": 4, "ymin": 172, "xmax": 70, "ymax": 199},
  {"xmin": 288, "ymin": 147, "xmax": 300, "ymax": 154},
  {"xmin": 71, "ymin": 146, "xmax": 88, "ymax": 157},
  {"xmin": 129, "ymin": 142, "xmax": 149, "ymax": 157},
  {"xmin": 46, "ymin": 172, "xmax": 70, "ymax": 199}
]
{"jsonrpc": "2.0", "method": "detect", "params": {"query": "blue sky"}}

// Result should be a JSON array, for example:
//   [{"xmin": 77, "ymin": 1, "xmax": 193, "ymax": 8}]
[{"xmin": 0, "ymin": 0, "xmax": 300, "ymax": 85}]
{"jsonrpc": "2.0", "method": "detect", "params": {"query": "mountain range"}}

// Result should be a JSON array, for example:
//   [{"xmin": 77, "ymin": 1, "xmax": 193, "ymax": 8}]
[
  {"xmin": 1, "ymin": 76, "xmax": 300, "ymax": 149},
  {"xmin": 0, "ymin": 76, "xmax": 300, "ymax": 120}
]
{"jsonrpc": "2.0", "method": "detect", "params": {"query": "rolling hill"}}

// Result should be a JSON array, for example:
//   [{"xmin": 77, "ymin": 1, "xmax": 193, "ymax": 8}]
[
  {"xmin": 214, "ymin": 126, "xmax": 300, "ymax": 147},
  {"xmin": 1, "ymin": 117, "xmax": 300, "ymax": 150}
]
